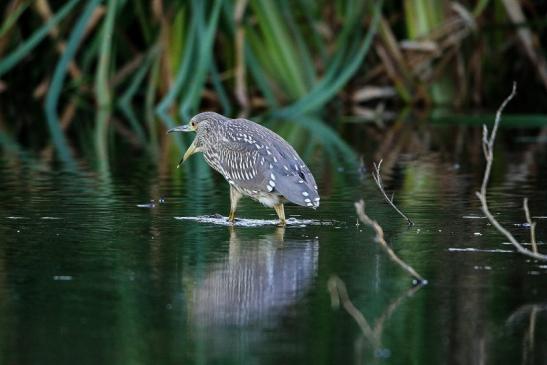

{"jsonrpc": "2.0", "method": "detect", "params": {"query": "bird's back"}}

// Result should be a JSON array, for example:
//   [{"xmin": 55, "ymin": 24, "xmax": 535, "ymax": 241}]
[{"xmin": 206, "ymin": 118, "xmax": 320, "ymax": 208}]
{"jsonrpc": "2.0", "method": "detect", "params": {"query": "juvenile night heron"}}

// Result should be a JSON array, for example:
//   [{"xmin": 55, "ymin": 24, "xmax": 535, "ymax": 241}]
[{"xmin": 168, "ymin": 112, "xmax": 319, "ymax": 224}]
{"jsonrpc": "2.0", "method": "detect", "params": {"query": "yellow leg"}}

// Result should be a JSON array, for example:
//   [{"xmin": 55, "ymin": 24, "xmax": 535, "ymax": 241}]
[
  {"xmin": 274, "ymin": 203, "xmax": 286, "ymax": 226},
  {"xmin": 229, "ymin": 186, "xmax": 242, "ymax": 223}
]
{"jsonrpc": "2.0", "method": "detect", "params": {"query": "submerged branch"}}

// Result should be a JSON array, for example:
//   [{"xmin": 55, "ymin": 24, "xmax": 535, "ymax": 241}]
[
  {"xmin": 371, "ymin": 160, "xmax": 414, "ymax": 226},
  {"xmin": 476, "ymin": 82, "xmax": 547, "ymax": 261},
  {"xmin": 523, "ymin": 198, "xmax": 538, "ymax": 254},
  {"xmin": 355, "ymin": 200, "xmax": 426, "ymax": 284}
]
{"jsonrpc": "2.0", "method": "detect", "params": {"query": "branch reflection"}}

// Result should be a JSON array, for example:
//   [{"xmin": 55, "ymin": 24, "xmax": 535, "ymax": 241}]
[{"xmin": 506, "ymin": 302, "xmax": 547, "ymax": 365}]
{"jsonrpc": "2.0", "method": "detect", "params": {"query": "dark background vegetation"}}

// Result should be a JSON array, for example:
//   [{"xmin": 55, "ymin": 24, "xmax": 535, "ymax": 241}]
[{"xmin": 1, "ymin": 0, "xmax": 547, "ymax": 158}]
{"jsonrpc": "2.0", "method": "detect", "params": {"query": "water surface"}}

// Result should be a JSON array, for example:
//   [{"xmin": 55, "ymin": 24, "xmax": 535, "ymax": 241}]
[{"xmin": 0, "ymin": 119, "xmax": 546, "ymax": 364}]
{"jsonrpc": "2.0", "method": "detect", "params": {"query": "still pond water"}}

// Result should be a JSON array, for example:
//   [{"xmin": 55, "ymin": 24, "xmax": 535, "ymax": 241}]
[{"xmin": 0, "ymin": 117, "xmax": 546, "ymax": 364}]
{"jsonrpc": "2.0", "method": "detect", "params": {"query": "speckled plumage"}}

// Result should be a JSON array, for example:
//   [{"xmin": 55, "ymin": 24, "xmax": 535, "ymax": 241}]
[{"xmin": 170, "ymin": 112, "xmax": 319, "ymax": 222}]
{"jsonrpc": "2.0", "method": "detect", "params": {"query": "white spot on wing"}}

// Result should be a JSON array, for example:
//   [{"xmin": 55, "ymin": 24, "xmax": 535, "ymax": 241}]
[
  {"xmin": 270, "ymin": 173, "xmax": 275, "ymax": 180},
  {"xmin": 302, "ymin": 192, "xmax": 309, "ymax": 197}
]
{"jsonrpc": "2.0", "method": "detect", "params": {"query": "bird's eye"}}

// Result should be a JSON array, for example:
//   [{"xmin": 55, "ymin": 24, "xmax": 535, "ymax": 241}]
[{"xmin": 191, "ymin": 121, "xmax": 196, "ymax": 128}]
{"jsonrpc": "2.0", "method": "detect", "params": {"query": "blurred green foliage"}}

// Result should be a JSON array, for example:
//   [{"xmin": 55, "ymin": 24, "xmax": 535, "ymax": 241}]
[{"xmin": 0, "ymin": 0, "xmax": 546, "ymax": 163}]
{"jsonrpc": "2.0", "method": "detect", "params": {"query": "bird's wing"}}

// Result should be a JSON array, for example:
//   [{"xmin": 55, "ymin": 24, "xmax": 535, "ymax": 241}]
[{"xmin": 217, "ymin": 119, "xmax": 319, "ymax": 208}]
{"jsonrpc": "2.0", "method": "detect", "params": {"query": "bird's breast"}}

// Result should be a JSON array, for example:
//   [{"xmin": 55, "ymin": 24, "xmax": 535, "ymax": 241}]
[{"xmin": 203, "ymin": 151, "xmax": 223, "ymax": 174}]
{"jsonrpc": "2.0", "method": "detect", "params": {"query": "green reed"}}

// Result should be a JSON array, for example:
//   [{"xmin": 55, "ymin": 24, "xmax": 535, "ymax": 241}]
[{"xmin": 0, "ymin": 0, "xmax": 545, "ymax": 164}]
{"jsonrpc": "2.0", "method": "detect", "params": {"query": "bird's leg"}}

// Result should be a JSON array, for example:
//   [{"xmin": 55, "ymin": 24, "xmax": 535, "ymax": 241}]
[
  {"xmin": 228, "ymin": 186, "xmax": 242, "ymax": 223},
  {"xmin": 274, "ymin": 203, "xmax": 286, "ymax": 226}
]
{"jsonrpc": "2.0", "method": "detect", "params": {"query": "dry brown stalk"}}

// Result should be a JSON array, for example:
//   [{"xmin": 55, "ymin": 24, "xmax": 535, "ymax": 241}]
[
  {"xmin": 355, "ymin": 200, "xmax": 425, "ymax": 283},
  {"xmin": 111, "ymin": 53, "xmax": 145, "ymax": 87},
  {"xmin": 60, "ymin": 100, "xmax": 77, "ymax": 130},
  {"xmin": 34, "ymin": 0, "xmax": 82, "ymax": 80},
  {"xmin": 371, "ymin": 160, "xmax": 414, "ymax": 226},
  {"xmin": 476, "ymin": 82, "xmax": 547, "ymax": 261},
  {"xmin": 0, "ymin": 0, "xmax": 24, "ymax": 56},
  {"xmin": 31, "ymin": 1, "xmax": 104, "ymax": 99},
  {"xmin": 501, "ymin": 0, "xmax": 547, "ymax": 92},
  {"xmin": 234, "ymin": 0, "xmax": 250, "ymax": 117}
]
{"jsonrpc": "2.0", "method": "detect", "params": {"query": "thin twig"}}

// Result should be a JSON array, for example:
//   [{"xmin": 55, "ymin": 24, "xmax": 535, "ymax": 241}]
[
  {"xmin": 476, "ymin": 82, "xmax": 547, "ymax": 261},
  {"xmin": 371, "ymin": 159, "xmax": 414, "ymax": 226},
  {"xmin": 523, "ymin": 198, "xmax": 538, "ymax": 254},
  {"xmin": 355, "ymin": 200, "xmax": 426, "ymax": 283}
]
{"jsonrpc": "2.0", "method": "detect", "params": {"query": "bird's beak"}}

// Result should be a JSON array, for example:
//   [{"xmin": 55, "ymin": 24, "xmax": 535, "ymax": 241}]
[
  {"xmin": 180, "ymin": 140, "xmax": 198, "ymax": 166},
  {"xmin": 167, "ymin": 124, "xmax": 194, "ymax": 133},
  {"xmin": 168, "ymin": 123, "xmax": 199, "ymax": 167}
]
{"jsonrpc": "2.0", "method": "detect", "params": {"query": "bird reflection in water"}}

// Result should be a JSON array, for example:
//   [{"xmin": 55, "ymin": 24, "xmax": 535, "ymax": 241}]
[{"xmin": 189, "ymin": 227, "xmax": 318, "ymax": 327}]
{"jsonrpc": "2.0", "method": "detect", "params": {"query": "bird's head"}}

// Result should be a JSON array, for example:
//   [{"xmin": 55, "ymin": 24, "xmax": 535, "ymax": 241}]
[{"xmin": 168, "ymin": 112, "xmax": 225, "ymax": 167}]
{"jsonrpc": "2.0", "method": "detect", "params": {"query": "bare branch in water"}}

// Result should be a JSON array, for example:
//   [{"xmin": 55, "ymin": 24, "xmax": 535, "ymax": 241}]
[
  {"xmin": 476, "ymin": 82, "xmax": 547, "ymax": 261},
  {"xmin": 371, "ymin": 159, "xmax": 414, "ymax": 226},
  {"xmin": 355, "ymin": 200, "xmax": 426, "ymax": 283},
  {"xmin": 523, "ymin": 198, "xmax": 538, "ymax": 254}
]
